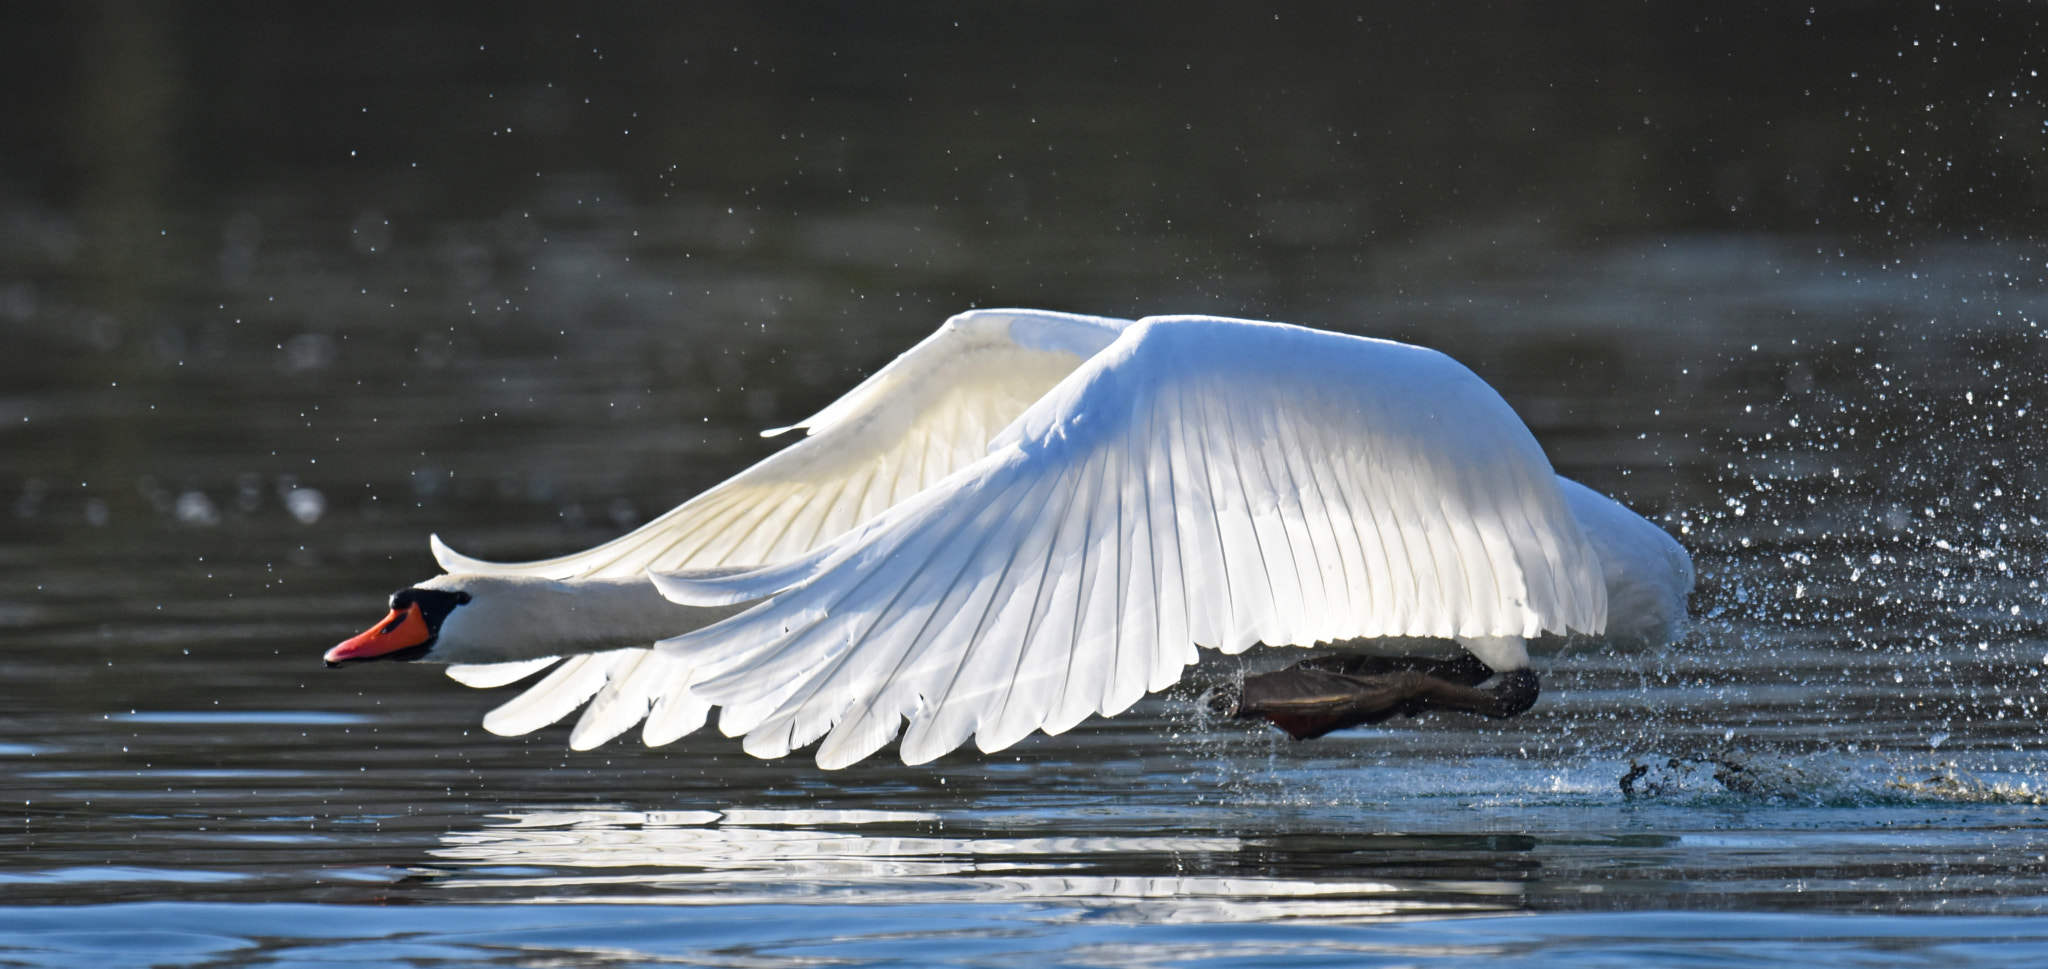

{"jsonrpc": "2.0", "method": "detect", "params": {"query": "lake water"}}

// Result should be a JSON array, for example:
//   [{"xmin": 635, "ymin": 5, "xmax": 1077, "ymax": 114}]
[{"xmin": 6, "ymin": 6, "xmax": 2048, "ymax": 965}]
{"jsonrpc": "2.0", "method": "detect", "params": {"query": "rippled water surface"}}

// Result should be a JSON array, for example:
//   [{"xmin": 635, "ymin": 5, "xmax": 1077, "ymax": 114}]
[{"xmin": 7, "ymin": 5, "xmax": 2048, "ymax": 965}]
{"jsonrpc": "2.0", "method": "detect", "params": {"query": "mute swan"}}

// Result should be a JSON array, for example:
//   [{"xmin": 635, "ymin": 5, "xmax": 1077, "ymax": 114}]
[{"xmin": 326, "ymin": 309, "xmax": 1692, "ymax": 767}]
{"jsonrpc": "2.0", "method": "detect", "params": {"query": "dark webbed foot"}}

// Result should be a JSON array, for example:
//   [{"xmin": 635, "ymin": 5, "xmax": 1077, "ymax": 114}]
[
  {"xmin": 1209, "ymin": 654, "xmax": 1539, "ymax": 740},
  {"xmin": 1292, "ymin": 651, "xmax": 1495, "ymax": 685}
]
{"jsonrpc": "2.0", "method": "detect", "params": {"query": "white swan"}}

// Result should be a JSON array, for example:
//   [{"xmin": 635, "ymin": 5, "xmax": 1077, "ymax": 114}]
[{"xmin": 325, "ymin": 309, "xmax": 1692, "ymax": 767}]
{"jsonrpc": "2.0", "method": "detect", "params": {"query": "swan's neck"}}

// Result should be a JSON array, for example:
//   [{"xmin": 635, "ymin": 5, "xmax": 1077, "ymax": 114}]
[{"xmin": 424, "ymin": 574, "xmax": 746, "ymax": 664}]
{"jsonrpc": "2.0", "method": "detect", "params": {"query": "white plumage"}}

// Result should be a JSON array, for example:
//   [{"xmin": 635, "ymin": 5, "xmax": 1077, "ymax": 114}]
[
  {"xmin": 419, "ymin": 310, "xmax": 1691, "ymax": 768},
  {"xmin": 431, "ymin": 309, "xmax": 1132, "ymax": 578}
]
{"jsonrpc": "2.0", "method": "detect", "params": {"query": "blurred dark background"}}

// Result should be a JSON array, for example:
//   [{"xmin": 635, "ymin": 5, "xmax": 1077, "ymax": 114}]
[
  {"xmin": 0, "ymin": 1, "xmax": 2042, "ymax": 622},
  {"xmin": 7, "ymin": 2, "xmax": 2040, "ymax": 261}
]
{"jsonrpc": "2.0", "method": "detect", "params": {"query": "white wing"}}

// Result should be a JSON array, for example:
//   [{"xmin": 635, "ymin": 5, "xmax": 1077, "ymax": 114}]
[
  {"xmin": 651, "ymin": 316, "xmax": 1608, "ymax": 768},
  {"xmin": 433, "ymin": 308, "xmax": 1133, "ymax": 578},
  {"xmin": 436, "ymin": 309, "xmax": 1135, "ymax": 747}
]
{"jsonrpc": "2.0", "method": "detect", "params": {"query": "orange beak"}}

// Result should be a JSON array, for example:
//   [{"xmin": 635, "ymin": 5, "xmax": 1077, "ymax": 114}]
[{"xmin": 324, "ymin": 603, "xmax": 433, "ymax": 667}]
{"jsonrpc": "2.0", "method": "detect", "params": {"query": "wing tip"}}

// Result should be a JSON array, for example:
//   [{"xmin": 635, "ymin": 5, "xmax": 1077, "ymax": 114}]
[
  {"xmin": 480, "ymin": 710, "xmax": 539, "ymax": 737},
  {"xmin": 430, "ymin": 532, "xmax": 534, "ymax": 575},
  {"xmin": 428, "ymin": 533, "xmax": 467, "ymax": 571},
  {"xmin": 446, "ymin": 657, "xmax": 561, "ymax": 689}
]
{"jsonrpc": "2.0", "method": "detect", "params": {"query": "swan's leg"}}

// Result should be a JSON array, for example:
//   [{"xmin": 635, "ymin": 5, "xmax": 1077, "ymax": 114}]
[
  {"xmin": 1291, "ymin": 651, "xmax": 1495, "ymax": 684},
  {"xmin": 1210, "ymin": 638, "xmax": 1538, "ymax": 741}
]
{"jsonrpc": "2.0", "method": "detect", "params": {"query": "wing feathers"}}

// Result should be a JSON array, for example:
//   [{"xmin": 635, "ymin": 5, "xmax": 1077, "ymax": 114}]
[
  {"xmin": 1046, "ymin": 446, "xmax": 1119, "ymax": 734},
  {"xmin": 446, "ymin": 656, "xmax": 560, "ymax": 688},
  {"xmin": 1272, "ymin": 401, "xmax": 1348, "ymax": 637},
  {"xmin": 968, "ymin": 458, "xmax": 1092, "ymax": 754},
  {"xmin": 900, "ymin": 469, "xmax": 1071, "ymax": 763},
  {"xmin": 433, "ymin": 310, "xmax": 1134, "ymax": 751},
  {"xmin": 1167, "ymin": 377, "xmax": 1235, "ymax": 653},
  {"xmin": 481, "ymin": 651, "xmax": 628, "ymax": 737},
  {"xmin": 774, "ymin": 488, "xmax": 1010, "ymax": 763},
  {"xmin": 433, "ymin": 309, "xmax": 1133, "ymax": 580},
  {"xmin": 568, "ymin": 648, "xmax": 660, "ymax": 750},
  {"xmin": 820, "ymin": 464, "xmax": 1058, "ymax": 766},
  {"xmin": 1138, "ymin": 386, "xmax": 1194, "ymax": 692},
  {"xmin": 640, "ymin": 653, "xmax": 712, "ymax": 746},
  {"xmin": 648, "ymin": 316, "xmax": 1605, "ymax": 767}
]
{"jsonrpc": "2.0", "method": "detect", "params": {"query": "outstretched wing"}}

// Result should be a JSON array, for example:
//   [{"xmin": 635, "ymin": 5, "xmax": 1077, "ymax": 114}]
[
  {"xmin": 652, "ymin": 316, "xmax": 1607, "ymax": 768},
  {"xmin": 434, "ymin": 308, "xmax": 1134, "ymax": 578},
  {"xmin": 437, "ymin": 308, "xmax": 1134, "ymax": 749}
]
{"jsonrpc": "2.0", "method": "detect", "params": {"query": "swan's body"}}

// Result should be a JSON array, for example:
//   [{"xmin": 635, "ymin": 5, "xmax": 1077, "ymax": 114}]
[{"xmin": 326, "ymin": 309, "xmax": 1692, "ymax": 767}]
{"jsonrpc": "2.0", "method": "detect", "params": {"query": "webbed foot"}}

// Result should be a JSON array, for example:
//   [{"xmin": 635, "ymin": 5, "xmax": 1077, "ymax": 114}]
[{"xmin": 1216, "ymin": 654, "xmax": 1539, "ymax": 740}]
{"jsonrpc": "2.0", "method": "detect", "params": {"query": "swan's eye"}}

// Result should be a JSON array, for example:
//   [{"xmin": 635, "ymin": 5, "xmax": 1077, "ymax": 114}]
[{"xmin": 406, "ymin": 588, "xmax": 471, "ymax": 632}]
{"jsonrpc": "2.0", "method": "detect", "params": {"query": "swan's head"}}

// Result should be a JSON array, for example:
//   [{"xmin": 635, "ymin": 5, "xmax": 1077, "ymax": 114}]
[
  {"xmin": 324, "ymin": 583, "xmax": 473, "ymax": 667},
  {"xmin": 323, "ymin": 573, "xmax": 711, "ymax": 668}
]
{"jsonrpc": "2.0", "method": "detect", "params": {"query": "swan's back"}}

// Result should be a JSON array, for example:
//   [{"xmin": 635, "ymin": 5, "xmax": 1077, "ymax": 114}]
[{"xmin": 1558, "ymin": 477, "xmax": 1693, "ymax": 643}]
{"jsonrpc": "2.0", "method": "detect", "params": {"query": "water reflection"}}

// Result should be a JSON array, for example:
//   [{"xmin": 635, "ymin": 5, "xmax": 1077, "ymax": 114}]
[{"xmin": 428, "ymin": 807, "xmax": 1503, "ymax": 921}]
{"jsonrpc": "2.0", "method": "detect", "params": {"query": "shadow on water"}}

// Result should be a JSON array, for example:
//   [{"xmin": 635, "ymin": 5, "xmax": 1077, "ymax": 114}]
[{"xmin": 6, "ymin": 4, "xmax": 2048, "ymax": 965}]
